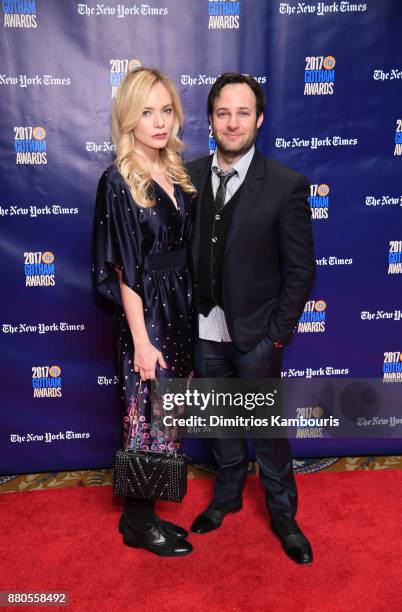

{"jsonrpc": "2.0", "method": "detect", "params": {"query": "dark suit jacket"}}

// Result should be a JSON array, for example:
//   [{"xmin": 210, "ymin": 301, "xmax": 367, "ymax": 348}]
[{"xmin": 187, "ymin": 149, "xmax": 316, "ymax": 351}]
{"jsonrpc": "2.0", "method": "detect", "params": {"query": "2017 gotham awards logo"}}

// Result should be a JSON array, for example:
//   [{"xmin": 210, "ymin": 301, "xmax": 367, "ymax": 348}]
[
  {"xmin": 208, "ymin": 0, "xmax": 240, "ymax": 29},
  {"xmin": 298, "ymin": 299, "xmax": 327, "ymax": 333},
  {"xmin": 388, "ymin": 241, "xmax": 402, "ymax": 274},
  {"xmin": 383, "ymin": 352, "xmax": 402, "ymax": 383},
  {"xmin": 309, "ymin": 183, "xmax": 330, "ymax": 219},
  {"xmin": 2, "ymin": 0, "xmax": 37, "ymax": 27},
  {"xmin": 304, "ymin": 56, "xmax": 336, "ymax": 95},
  {"xmin": 14, "ymin": 126, "xmax": 47, "ymax": 164},
  {"xmin": 394, "ymin": 119, "xmax": 402, "ymax": 156},
  {"xmin": 32, "ymin": 364, "xmax": 62, "ymax": 398},
  {"xmin": 110, "ymin": 58, "xmax": 141, "ymax": 98},
  {"xmin": 24, "ymin": 251, "xmax": 55, "ymax": 286}
]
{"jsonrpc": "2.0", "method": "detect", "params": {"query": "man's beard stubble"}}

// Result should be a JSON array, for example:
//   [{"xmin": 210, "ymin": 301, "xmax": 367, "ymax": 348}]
[{"xmin": 212, "ymin": 125, "xmax": 259, "ymax": 159}]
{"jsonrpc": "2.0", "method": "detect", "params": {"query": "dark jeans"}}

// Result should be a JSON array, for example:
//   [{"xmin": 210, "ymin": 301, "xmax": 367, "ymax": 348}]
[{"xmin": 195, "ymin": 337, "xmax": 297, "ymax": 519}]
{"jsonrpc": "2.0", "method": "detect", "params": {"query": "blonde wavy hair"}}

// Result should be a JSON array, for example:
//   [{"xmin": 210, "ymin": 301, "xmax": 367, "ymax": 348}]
[{"xmin": 112, "ymin": 67, "xmax": 196, "ymax": 207}]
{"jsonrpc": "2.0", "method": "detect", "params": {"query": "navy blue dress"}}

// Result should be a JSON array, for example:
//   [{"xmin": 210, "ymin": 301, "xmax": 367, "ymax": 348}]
[{"xmin": 93, "ymin": 164, "xmax": 194, "ymax": 452}]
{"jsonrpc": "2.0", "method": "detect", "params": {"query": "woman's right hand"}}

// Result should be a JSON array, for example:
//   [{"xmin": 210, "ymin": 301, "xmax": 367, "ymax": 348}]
[{"xmin": 133, "ymin": 342, "xmax": 168, "ymax": 381}]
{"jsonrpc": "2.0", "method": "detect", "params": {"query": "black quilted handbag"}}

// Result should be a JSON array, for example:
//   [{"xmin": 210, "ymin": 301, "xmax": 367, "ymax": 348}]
[
  {"xmin": 113, "ymin": 381, "xmax": 187, "ymax": 502},
  {"xmin": 114, "ymin": 449, "xmax": 187, "ymax": 501}
]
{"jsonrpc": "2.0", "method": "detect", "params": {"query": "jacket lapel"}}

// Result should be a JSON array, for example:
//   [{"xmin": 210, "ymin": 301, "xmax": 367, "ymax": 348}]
[
  {"xmin": 190, "ymin": 156, "xmax": 212, "ymax": 273},
  {"xmin": 224, "ymin": 150, "xmax": 265, "ymax": 256}
]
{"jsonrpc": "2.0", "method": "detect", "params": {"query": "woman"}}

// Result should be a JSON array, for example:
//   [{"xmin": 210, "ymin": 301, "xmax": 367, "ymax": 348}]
[{"xmin": 93, "ymin": 67, "xmax": 196, "ymax": 556}]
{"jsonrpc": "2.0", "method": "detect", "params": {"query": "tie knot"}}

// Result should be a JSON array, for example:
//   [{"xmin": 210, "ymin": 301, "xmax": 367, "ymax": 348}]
[{"xmin": 216, "ymin": 168, "xmax": 237, "ymax": 187}]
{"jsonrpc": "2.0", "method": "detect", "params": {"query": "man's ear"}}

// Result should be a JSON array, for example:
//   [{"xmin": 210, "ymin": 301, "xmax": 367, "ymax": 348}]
[{"xmin": 257, "ymin": 113, "xmax": 264, "ymax": 129}]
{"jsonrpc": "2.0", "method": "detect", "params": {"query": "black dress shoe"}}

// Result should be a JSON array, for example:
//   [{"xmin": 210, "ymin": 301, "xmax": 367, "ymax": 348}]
[
  {"xmin": 191, "ymin": 500, "xmax": 242, "ymax": 534},
  {"xmin": 119, "ymin": 515, "xmax": 188, "ymax": 539},
  {"xmin": 271, "ymin": 517, "xmax": 313, "ymax": 564},
  {"xmin": 120, "ymin": 519, "xmax": 193, "ymax": 557}
]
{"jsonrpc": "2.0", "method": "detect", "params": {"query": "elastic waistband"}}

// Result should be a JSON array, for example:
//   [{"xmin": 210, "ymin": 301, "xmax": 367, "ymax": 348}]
[{"xmin": 144, "ymin": 247, "xmax": 187, "ymax": 271}]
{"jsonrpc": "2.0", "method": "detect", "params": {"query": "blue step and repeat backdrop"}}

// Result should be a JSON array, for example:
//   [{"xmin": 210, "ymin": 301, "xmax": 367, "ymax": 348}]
[{"xmin": 1, "ymin": 0, "xmax": 401, "ymax": 474}]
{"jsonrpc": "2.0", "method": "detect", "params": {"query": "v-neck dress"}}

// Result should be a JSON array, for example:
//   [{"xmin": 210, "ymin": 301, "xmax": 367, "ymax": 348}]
[{"xmin": 93, "ymin": 164, "xmax": 194, "ymax": 451}]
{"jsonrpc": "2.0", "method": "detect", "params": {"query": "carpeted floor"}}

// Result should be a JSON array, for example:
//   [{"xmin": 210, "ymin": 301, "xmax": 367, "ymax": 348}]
[{"xmin": 1, "ymin": 471, "xmax": 401, "ymax": 611}]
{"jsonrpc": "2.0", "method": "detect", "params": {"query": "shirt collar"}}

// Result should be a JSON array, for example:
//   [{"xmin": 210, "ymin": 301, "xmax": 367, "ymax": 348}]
[{"xmin": 211, "ymin": 145, "xmax": 255, "ymax": 182}]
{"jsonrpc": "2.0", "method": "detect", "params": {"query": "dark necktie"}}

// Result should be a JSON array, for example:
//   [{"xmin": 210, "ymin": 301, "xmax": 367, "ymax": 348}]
[{"xmin": 214, "ymin": 168, "xmax": 237, "ymax": 212}]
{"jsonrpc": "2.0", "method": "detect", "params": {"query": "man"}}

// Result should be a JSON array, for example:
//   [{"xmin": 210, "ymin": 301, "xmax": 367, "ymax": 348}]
[{"xmin": 187, "ymin": 73, "xmax": 316, "ymax": 564}]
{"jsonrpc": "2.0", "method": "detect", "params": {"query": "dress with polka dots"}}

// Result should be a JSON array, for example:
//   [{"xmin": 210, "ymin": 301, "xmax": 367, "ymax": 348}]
[{"xmin": 93, "ymin": 164, "xmax": 195, "ymax": 452}]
